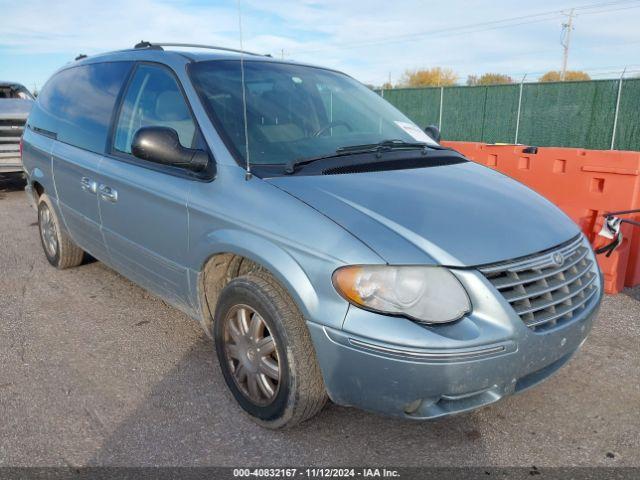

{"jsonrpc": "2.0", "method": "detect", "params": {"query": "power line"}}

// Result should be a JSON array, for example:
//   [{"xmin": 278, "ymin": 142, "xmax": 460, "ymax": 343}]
[
  {"xmin": 290, "ymin": 0, "xmax": 639, "ymax": 54},
  {"xmin": 291, "ymin": 15, "xmax": 558, "ymax": 54},
  {"xmin": 556, "ymin": 3, "xmax": 640, "ymax": 80},
  {"xmin": 568, "ymin": 0, "xmax": 640, "ymax": 10},
  {"xmin": 560, "ymin": 9, "xmax": 575, "ymax": 80},
  {"xmin": 287, "ymin": 0, "xmax": 640, "ymax": 55},
  {"xmin": 577, "ymin": 3, "xmax": 640, "ymax": 13}
]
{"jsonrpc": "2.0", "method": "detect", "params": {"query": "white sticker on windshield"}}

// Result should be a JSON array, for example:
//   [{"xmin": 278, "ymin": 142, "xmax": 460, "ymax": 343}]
[{"xmin": 394, "ymin": 121, "xmax": 434, "ymax": 143}]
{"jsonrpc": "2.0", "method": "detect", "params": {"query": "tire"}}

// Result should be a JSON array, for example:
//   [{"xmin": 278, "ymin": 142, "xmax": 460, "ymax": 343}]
[
  {"xmin": 37, "ymin": 194, "xmax": 84, "ymax": 269},
  {"xmin": 213, "ymin": 272, "xmax": 327, "ymax": 429}
]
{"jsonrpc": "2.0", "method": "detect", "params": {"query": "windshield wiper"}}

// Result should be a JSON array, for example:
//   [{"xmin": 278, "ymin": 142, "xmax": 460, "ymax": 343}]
[
  {"xmin": 285, "ymin": 139, "xmax": 441, "ymax": 174},
  {"xmin": 336, "ymin": 139, "xmax": 431, "ymax": 154}
]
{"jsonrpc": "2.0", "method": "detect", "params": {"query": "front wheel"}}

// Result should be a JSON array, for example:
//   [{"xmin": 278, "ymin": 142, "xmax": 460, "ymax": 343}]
[{"xmin": 213, "ymin": 272, "xmax": 327, "ymax": 429}]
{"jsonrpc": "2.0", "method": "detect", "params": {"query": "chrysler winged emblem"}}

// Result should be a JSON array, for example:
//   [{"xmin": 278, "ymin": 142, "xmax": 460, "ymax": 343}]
[{"xmin": 552, "ymin": 252, "xmax": 565, "ymax": 267}]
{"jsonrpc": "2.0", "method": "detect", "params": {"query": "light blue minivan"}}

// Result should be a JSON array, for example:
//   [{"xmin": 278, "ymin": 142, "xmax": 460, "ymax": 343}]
[{"xmin": 21, "ymin": 42, "xmax": 603, "ymax": 428}]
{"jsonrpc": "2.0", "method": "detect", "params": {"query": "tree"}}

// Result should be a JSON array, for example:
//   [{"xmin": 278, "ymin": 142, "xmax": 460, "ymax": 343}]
[
  {"xmin": 381, "ymin": 81, "xmax": 393, "ymax": 90},
  {"xmin": 539, "ymin": 70, "xmax": 591, "ymax": 82},
  {"xmin": 398, "ymin": 67, "xmax": 457, "ymax": 87},
  {"xmin": 467, "ymin": 73, "xmax": 513, "ymax": 86}
]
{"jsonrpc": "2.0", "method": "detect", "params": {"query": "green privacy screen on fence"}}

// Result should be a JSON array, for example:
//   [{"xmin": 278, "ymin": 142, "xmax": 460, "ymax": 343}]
[{"xmin": 380, "ymin": 78, "xmax": 640, "ymax": 151}]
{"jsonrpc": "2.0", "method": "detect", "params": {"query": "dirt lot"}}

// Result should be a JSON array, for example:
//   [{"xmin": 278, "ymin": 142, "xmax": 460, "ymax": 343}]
[{"xmin": 0, "ymin": 173, "xmax": 639, "ymax": 467}]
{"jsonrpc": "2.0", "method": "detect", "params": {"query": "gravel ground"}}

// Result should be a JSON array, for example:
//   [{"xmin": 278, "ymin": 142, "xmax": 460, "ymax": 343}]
[{"xmin": 0, "ymin": 172, "xmax": 639, "ymax": 467}]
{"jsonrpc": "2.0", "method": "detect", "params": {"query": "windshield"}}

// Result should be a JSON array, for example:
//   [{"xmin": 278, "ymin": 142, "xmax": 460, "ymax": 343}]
[
  {"xmin": 0, "ymin": 84, "xmax": 34, "ymax": 100},
  {"xmin": 189, "ymin": 60, "xmax": 438, "ymax": 166}
]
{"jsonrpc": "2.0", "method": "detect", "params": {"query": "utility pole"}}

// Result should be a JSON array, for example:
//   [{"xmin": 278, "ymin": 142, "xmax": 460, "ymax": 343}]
[{"xmin": 560, "ymin": 8, "xmax": 575, "ymax": 81}]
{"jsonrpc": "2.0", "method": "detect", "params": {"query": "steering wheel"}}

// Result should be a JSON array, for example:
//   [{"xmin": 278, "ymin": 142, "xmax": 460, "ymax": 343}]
[{"xmin": 313, "ymin": 120, "xmax": 353, "ymax": 137}]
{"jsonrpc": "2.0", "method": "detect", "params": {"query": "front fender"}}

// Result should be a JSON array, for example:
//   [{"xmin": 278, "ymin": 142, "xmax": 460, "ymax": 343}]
[
  {"xmin": 189, "ymin": 228, "xmax": 352, "ymax": 333},
  {"xmin": 185, "ymin": 165, "xmax": 385, "ymax": 333}
]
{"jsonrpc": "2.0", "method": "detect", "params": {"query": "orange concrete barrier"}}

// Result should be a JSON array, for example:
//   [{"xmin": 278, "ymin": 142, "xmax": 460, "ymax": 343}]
[{"xmin": 442, "ymin": 141, "xmax": 640, "ymax": 294}]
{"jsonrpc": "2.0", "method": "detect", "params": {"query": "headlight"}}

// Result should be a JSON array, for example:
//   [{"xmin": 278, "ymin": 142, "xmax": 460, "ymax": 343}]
[{"xmin": 332, "ymin": 265, "xmax": 470, "ymax": 324}]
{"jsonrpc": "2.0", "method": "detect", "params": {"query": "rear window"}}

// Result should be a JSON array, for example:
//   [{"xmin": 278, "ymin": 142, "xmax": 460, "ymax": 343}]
[{"xmin": 29, "ymin": 62, "xmax": 132, "ymax": 153}]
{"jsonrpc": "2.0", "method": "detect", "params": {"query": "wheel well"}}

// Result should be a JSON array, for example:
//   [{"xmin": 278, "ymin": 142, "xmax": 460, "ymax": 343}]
[
  {"xmin": 199, "ymin": 253, "xmax": 263, "ymax": 335},
  {"xmin": 32, "ymin": 181, "xmax": 44, "ymax": 197}
]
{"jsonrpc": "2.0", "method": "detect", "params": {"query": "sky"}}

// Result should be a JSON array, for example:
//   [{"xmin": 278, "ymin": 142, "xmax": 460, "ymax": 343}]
[{"xmin": 1, "ymin": 0, "xmax": 639, "ymax": 92}]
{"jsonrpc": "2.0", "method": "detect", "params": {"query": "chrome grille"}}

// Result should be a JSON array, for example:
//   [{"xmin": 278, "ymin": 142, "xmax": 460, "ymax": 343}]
[
  {"xmin": 0, "ymin": 118, "xmax": 24, "ymax": 164},
  {"xmin": 479, "ymin": 235, "xmax": 599, "ymax": 332}
]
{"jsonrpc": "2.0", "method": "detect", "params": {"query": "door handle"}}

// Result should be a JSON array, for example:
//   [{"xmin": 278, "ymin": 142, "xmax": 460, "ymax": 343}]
[
  {"xmin": 98, "ymin": 185, "xmax": 118, "ymax": 203},
  {"xmin": 80, "ymin": 177, "xmax": 98, "ymax": 194}
]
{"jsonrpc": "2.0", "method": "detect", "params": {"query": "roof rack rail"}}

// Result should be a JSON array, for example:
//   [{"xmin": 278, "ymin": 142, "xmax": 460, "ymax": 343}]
[
  {"xmin": 134, "ymin": 41, "xmax": 163, "ymax": 50},
  {"xmin": 133, "ymin": 41, "xmax": 266, "ymax": 57},
  {"xmin": 75, "ymin": 54, "xmax": 87, "ymax": 61}
]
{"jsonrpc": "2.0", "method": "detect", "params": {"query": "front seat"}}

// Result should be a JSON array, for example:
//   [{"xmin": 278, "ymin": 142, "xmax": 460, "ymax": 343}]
[{"xmin": 154, "ymin": 90, "xmax": 196, "ymax": 148}]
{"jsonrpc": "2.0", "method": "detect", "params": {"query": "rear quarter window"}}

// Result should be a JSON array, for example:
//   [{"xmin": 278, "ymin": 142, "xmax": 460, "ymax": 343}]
[{"xmin": 29, "ymin": 62, "xmax": 133, "ymax": 153}]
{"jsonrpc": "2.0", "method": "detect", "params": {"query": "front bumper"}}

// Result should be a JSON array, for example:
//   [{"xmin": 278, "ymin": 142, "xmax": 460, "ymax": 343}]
[{"xmin": 308, "ymin": 265, "xmax": 603, "ymax": 420}]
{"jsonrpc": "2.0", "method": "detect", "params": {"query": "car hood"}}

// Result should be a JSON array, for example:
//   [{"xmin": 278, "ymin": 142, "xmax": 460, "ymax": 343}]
[
  {"xmin": 267, "ymin": 162, "xmax": 580, "ymax": 266},
  {"xmin": 0, "ymin": 99, "xmax": 33, "ymax": 119}
]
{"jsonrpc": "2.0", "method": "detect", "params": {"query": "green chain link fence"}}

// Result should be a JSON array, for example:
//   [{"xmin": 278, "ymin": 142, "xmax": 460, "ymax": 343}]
[{"xmin": 379, "ymin": 78, "xmax": 640, "ymax": 151}]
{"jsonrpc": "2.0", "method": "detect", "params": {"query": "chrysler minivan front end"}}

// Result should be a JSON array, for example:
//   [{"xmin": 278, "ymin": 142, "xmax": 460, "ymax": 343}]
[
  {"xmin": 256, "ymin": 132, "xmax": 604, "ymax": 419},
  {"xmin": 307, "ymin": 234, "xmax": 602, "ymax": 418}
]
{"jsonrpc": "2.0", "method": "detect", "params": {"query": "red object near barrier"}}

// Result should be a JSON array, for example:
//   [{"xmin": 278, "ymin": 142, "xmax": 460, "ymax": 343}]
[{"xmin": 442, "ymin": 141, "xmax": 640, "ymax": 294}]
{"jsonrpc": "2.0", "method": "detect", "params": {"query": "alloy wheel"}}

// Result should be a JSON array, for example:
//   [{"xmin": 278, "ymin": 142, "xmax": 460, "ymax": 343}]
[
  {"xmin": 222, "ymin": 305, "xmax": 281, "ymax": 405},
  {"xmin": 39, "ymin": 203, "xmax": 58, "ymax": 258}
]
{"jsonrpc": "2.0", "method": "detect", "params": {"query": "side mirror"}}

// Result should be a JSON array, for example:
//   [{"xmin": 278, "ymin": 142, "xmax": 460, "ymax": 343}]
[
  {"xmin": 424, "ymin": 125, "xmax": 441, "ymax": 143},
  {"xmin": 131, "ymin": 126, "xmax": 209, "ymax": 173}
]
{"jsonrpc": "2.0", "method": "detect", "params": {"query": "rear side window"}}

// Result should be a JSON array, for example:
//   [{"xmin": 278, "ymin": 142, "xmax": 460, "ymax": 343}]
[
  {"xmin": 29, "ymin": 62, "xmax": 132, "ymax": 153},
  {"xmin": 113, "ymin": 64, "xmax": 197, "ymax": 154}
]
